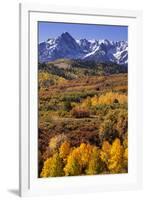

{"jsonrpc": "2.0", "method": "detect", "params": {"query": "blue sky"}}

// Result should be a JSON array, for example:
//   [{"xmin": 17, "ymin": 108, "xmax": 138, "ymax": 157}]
[{"xmin": 38, "ymin": 22, "xmax": 128, "ymax": 43}]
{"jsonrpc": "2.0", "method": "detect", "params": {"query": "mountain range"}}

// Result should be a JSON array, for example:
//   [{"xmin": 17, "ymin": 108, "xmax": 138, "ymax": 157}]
[{"xmin": 39, "ymin": 32, "xmax": 128, "ymax": 65}]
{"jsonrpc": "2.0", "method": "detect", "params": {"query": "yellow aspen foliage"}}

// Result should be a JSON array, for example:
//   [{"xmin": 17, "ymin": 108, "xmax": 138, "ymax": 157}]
[
  {"xmin": 123, "ymin": 148, "xmax": 128, "ymax": 170},
  {"xmin": 39, "ymin": 71, "xmax": 49, "ymax": 82},
  {"xmin": 91, "ymin": 95, "xmax": 98, "ymax": 107},
  {"xmin": 81, "ymin": 97, "xmax": 92, "ymax": 108},
  {"xmin": 100, "ymin": 138, "xmax": 128, "ymax": 173},
  {"xmin": 39, "ymin": 71, "xmax": 66, "ymax": 88},
  {"xmin": 90, "ymin": 92, "xmax": 127, "ymax": 107},
  {"xmin": 100, "ymin": 141, "xmax": 111, "ymax": 164},
  {"xmin": 40, "ymin": 157, "xmax": 52, "ymax": 177},
  {"xmin": 108, "ymin": 138, "xmax": 124, "ymax": 173},
  {"xmin": 79, "ymin": 143, "xmax": 93, "ymax": 167},
  {"xmin": 64, "ymin": 147, "xmax": 82, "ymax": 176},
  {"xmin": 86, "ymin": 146, "xmax": 103, "ymax": 175},
  {"xmin": 64, "ymin": 143, "xmax": 103, "ymax": 176},
  {"xmin": 59, "ymin": 141, "xmax": 71, "ymax": 160},
  {"xmin": 124, "ymin": 148, "xmax": 128, "ymax": 160},
  {"xmin": 40, "ymin": 153, "xmax": 64, "ymax": 177},
  {"xmin": 64, "ymin": 143, "xmax": 93, "ymax": 176},
  {"xmin": 122, "ymin": 136, "xmax": 128, "ymax": 170}
]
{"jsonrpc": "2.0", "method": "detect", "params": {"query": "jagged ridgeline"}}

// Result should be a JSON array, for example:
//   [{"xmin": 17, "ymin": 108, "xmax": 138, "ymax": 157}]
[
  {"xmin": 38, "ymin": 59, "xmax": 127, "ymax": 80},
  {"xmin": 38, "ymin": 32, "xmax": 128, "ymax": 65}
]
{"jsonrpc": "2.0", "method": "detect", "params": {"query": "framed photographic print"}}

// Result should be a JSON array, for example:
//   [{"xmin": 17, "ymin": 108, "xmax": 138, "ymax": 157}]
[{"xmin": 19, "ymin": 3, "xmax": 143, "ymax": 197}]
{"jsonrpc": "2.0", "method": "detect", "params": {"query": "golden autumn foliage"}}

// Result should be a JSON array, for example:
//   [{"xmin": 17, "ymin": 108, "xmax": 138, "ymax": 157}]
[
  {"xmin": 64, "ymin": 143, "xmax": 103, "ymax": 176},
  {"xmin": 100, "ymin": 141, "xmax": 111, "ymax": 164},
  {"xmin": 124, "ymin": 148, "xmax": 128, "ymax": 161},
  {"xmin": 89, "ymin": 92, "xmax": 127, "ymax": 106},
  {"xmin": 78, "ymin": 143, "xmax": 93, "ymax": 167},
  {"xmin": 108, "ymin": 138, "xmax": 124, "ymax": 173},
  {"xmin": 39, "ymin": 73, "xmax": 128, "ymax": 177},
  {"xmin": 39, "ymin": 71, "xmax": 66, "ymax": 84},
  {"xmin": 39, "ymin": 71, "xmax": 66, "ymax": 89},
  {"xmin": 38, "ymin": 62, "xmax": 128, "ymax": 178},
  {"xmin": 39, "ymin": 71, "xmax": 50, "ymax": 81},
  {"xmin": 100, "ymin": 139, "xmax": 126, "ymax": 173},
  {"xmin": 63, "ymin": 147, "xmax": 82, "ymax": 176},
  {"xmin": 81, "ymin": 97, "xmax": 92, "ymax": 108},
  {"xmin": 40, "ymin": 138, "xmax": 128, "ymax": 177},
  {"xmin": 59, "ymin": 141, "xmax": 71, "ymax": 160},
  {"xmin": 40, "ymin": 152, "xmax": 64, "ymax": 177},
  {"xmin": 85, "ymin": 146, "xmax": 103, "ymax": 175},
  {"xmin": 123, "ymin": 147, "xmax": 128, "ymax": 170}
]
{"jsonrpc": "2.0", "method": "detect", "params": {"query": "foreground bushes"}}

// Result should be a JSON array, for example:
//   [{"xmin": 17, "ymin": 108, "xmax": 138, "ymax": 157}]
[{"xmin": 40, "ymin": 138, "xmax": 128, "ymax": 178}]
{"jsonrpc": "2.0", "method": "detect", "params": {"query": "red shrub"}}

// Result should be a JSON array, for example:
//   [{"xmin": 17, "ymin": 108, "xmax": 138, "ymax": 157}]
[{"xmin": 71, "ymin": 107, "xmax": 90, "ymax": 118}]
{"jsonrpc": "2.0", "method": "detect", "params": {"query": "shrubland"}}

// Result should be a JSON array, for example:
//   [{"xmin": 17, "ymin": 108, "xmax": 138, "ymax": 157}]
[{"xmin": 38, "ymin": 59, "xmax": 128, "ymax": 177}]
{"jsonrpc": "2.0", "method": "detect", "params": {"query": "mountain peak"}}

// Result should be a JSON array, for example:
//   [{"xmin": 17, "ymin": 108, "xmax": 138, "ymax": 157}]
[
  {"xmin": 57, "ymin": 32, "xmax": 76, "ymax": 44},
  {"xmin": 61, "ymin": 32, "xmax": 72, "ymax": 38},
  {"xmin": 62, "ymin": 31, "xmax": 70, "ymax": 35},
  {"xmin": 39, "ymin": 32, "xmax": 128, "ymax": 65}
]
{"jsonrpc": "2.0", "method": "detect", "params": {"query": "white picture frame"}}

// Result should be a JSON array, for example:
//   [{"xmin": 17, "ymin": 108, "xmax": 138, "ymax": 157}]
[{"xmin": 19, "ymin": 3, "xmax": 143, "ymax": 197}]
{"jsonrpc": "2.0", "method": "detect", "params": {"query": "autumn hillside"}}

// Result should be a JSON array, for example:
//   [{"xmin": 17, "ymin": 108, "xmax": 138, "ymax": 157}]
[{"xmin": 38, "ymin": 59, "xmax": 128, "ymax": 177}]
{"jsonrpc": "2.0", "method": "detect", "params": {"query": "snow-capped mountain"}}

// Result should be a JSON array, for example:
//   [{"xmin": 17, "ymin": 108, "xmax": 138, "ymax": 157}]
[{"xmin": 39, "ymin": 32, "xmax": 128, "ymax": 65}]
